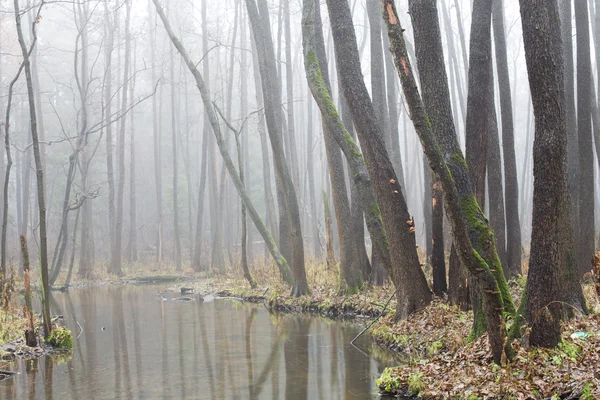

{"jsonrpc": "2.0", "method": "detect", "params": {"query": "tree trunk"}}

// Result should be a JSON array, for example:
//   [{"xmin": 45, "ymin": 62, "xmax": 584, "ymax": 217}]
[
  {"xmin": 339, "ymin": 87, "xmax": 372, "ymax": 282},
  {"xmin": 20, "ymin": 235, "xmax": 36, "ymax": 347},
  {"xmin": 325, "ymin": 0, "xmax": 432, "ymax": 318},
  {"xmin": 405, "ymin": 0, "xmax": 514, "ymax": 340},
  {"xmin": 112, "ymin": 0, "xmax": 131, "ymax": 276},
  {"xmin": 486, "ymin": 66, "xmax": 507, "ymax": 272},
  {"xmin": 105, "ymin": 0, "xmax": 117, "ymax": 269},
  {"xmin": 518, "ymin": 0, "xmax": 588, "ymax": 347},
  {"xmin": 575, "ymin": 0, "xmax": 596, "ymax": 276},
  {"xmin": 13, "ymin": 0, "xmax": 52, "ymax": 339},
  {"xmin": 383, "ymin": 0, "xmax": 512, "ymax": 363},
  {"xmin": 303, "ymin": 0, "xmax": 391, "ymax": 292},
  {"xmin": 148, "ymin": 0, "xmax": 163, "ymax": 263},
  {"xmin": 492, "ymin": 0, "xmax": 522, "ymax": 278},
  {"xmin": 465, "ymin": 0, "xmax": 492, "ymax": 208},
  {"xmin": 283, "ymin": 0, "xmax": 300, "ymax": 191},
  {"xmin": 245, "ymin": 0, "xmax": 307, "ymax": 296},
  {"xmin": 170, "ymin": 42, "xmax": 182, "ymax": 272},
  {"xmin": 431, "ymin": 180, "xmax": 446, "ymax": 296},
  {"xmin": 127, "ymin": 51, "xmax": 138, "ymax": 264},
  {"xmin": 306, "ymin": 96, "xmax": 321, "ymax": 258},
  {"xmin": 250, "ymin": 36, "xmax": 279, "ymax": 248}
]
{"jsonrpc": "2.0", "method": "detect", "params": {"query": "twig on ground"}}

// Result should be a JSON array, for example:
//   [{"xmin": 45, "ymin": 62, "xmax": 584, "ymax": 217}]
[{"xmin": 351, "ymin": 290, "xmax": 395, "ymax": 345}]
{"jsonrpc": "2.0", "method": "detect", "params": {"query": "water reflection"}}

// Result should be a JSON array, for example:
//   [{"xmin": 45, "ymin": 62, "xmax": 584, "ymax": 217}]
[{"xmin": 0, "ymin": 284, "xmax": 394, "ymax": 399}]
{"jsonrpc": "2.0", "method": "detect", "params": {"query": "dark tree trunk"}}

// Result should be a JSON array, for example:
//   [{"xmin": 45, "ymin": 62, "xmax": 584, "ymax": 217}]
[
  {"xmin": 306, "ymin": 0, "xmax": 362, "ymax": 293},
  {"xmin": 383, "ymin": 0, "xmax": 511, "ymax": 363},
  {"xmin": 431, "ymin": 180, "xmax": 446, "ymax": 296},
  {"xmin": 575, "ymin": 0, "xmax": 596, "ymax": 276},
  {"xmin": 325, "ymin": 0, "xmax": 432, "ymax": 319},
  {"xmin": 486, "ymin": 66, "xmax": 507, "ymax": 272},
  {"xmin": 303, "ymin": 0, "xmax": 393, "ymax": 297},
  {"xmin": 339, "ymin": 88, "xmax": 372, "ymax": 281},
  {"xmin": 405, "ymin": 0, "xmax": 513, "ymax": 340},
  {"xmin": 245, "ymin": 0, "xmax": 307, "ymax": 296},
  {"xmin": 492, "ymin": 0, "xmax": 522, "ymax": 278},
  {"xmin": 465, "ymin": 0, "xmax": 492, "ymax": 207},
  {"xmin": 518, "ymin": 0, "xmax": 588, "ymax": 347},
  {"xmin": 306, "ymin": 96, "xmax": 321, "ymax": 258}
]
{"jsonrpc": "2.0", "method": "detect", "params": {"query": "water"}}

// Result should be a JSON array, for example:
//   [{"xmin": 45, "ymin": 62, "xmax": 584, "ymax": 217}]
[{"xmin": 0, "ymin": 284, "xmax": 396, "ymax": 399}]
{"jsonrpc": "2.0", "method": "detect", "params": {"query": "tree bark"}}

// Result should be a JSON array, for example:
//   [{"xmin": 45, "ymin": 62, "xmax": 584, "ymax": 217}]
[
  {"xmin": 405, "ymin": 0, "xmax": 514, "ymax": 340},
  {"xmin": 575, "ymin": 0, "xmax": 596, "ymax": 276},
  {"xmin": 325, "ymin": 0, "xmax": 432, "ymax": 318},
  {"xmin": 486, "ymin": 66, "xmax": 507, "ymax": 272},
  {"xmin": 383, "ymin": 0, "xmax": 511, "ymax": 363},
  {"xmin": 492, "ymin": 0, "xmax": 522, "ymax": 278},
  {"xmin": 518, "ymin": 0, "xmax": 587, "ymax": 347},
  {"xmin": 245, "ymin": 0, "xmax": 307, "ymax": 295}
]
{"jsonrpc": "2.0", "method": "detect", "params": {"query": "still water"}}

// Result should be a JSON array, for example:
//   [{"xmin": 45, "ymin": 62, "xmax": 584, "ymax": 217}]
[{"xmin": 1, "ymin": 284, "xmax": 396, "ymax": 399}]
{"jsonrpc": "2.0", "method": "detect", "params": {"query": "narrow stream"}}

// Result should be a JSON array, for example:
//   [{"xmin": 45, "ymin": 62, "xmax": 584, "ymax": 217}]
[{"xmin": 0, "ymin": 284, "xmax": 397, "ymax": 399}]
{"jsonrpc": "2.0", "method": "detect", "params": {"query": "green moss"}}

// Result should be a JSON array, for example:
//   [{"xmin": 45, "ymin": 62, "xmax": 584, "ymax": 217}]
[
  {"xmin": 467, "ymin": 303, "xmax": 486, "ymax": 342},
  {"xmin": 376, "ymin": 367, "xmax": 401, "ymax": 394},
  {"xmin": 46, "ymin": 326, "xmax": 73, "ymax": 349},
  {"xmin": 450, "ymin": 152, "xmax": 469, "ymax": 169},
  {"xmin": 460, "ymin": 194, "xmax": 515, "ymax": 317}
]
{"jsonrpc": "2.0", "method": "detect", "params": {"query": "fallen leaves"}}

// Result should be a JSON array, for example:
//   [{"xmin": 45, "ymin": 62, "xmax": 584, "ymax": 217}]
[{"xmin": 376, "ymin": 303, "xmax": 600, "ymax": 399}]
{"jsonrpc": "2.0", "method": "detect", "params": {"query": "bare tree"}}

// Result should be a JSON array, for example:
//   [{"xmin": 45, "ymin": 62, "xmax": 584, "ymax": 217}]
[
  {"xmin": 13, "ymin": 0, "xmax": 52, "ymax": 338},
  {"xmin": 151, "ymin": 0, "xmax": 294, "ymax": 285}
]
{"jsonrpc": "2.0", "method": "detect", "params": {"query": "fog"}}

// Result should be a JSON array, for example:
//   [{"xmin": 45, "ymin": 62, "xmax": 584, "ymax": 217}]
[{"xmin": 0, "ymin": 0, "xmax": 597, "ymax": 277}]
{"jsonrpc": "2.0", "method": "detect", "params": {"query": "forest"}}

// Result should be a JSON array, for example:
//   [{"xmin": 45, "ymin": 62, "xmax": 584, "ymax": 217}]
[{"xmin": 0, "ymin": 0, "xmax": 600, "ymax": 398}]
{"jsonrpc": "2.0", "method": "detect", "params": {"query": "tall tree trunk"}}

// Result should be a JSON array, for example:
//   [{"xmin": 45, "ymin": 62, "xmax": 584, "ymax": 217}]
[
  {"xmin": 492, "ymin": 0, "xmax": 522, "ymax": 278},
  {"xmin": 383, "ymin": 0, "xmax": 512, "ymax": 363},
  {"xmin": 127, "ymin": 51, "xmax": 138, "ymax": 264},
  {"xmin": 303, "ymin": 0, "xmax": 391, "ymax": 292},
  {"xmin": 13, "ymin": 0, "xmax": 52, "ymax": 339},
  {"xmin": 518, "ymin": 0, "xmax": 587, "ymax": 347},
  {"xmin": 246, "ymin": 0, "xmax": 307, "ymax": 296},
  {"xmin": 170, "ymin": 41, "xmax": 182, "ymax": 272},
  {"xmin": 105, "ymin": 0, "xmax": 117, "ymax": 268},
  {"xmin": 431, "ymin": 179, "xmax": 446, "ymax": 296},
  {"xmin": 192, "ymin": 123, "xmax": 209, "ymax": 271},
  {"xmin": 112, "ymin": 0, "xmax": 131, "ymax": 276},
  {"xmin": 339, "ymin": 85, "xmax": 372, "ymax": 281},
  {"xmin": 148, "ymin": 0, "xmax": 163, "ymax": 263},
  {"xmin": 283, "ymin": 0, "xmax": 300, "ymax": 191},
  {"xmin": 305, "ymin": 0, "xmax": 362, "ymax": 293},
  {"xmin": 486, "ymin": 66, "xmax": 507, "ymax": 272},
  {"xmin": 250, "ymin": 36, "xmax": 279, "ymax": 248},
  {"xmin": 324, "ymin": 0, "xmax": 432, "ymax": 318},
  {"xmin": 306, "ymin": 96, "xmax": 321, "ymax": 258},
  {"xmin": 575, "ymin": 0, "xmax": 596, "ymax": 276},
  {"xmin": 405, "ymin": 0, "xmax": 514, "ymax": 340},
  {"xmin": 383, "ymin": 33, "xmax": 405, "ymax": 188}
]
